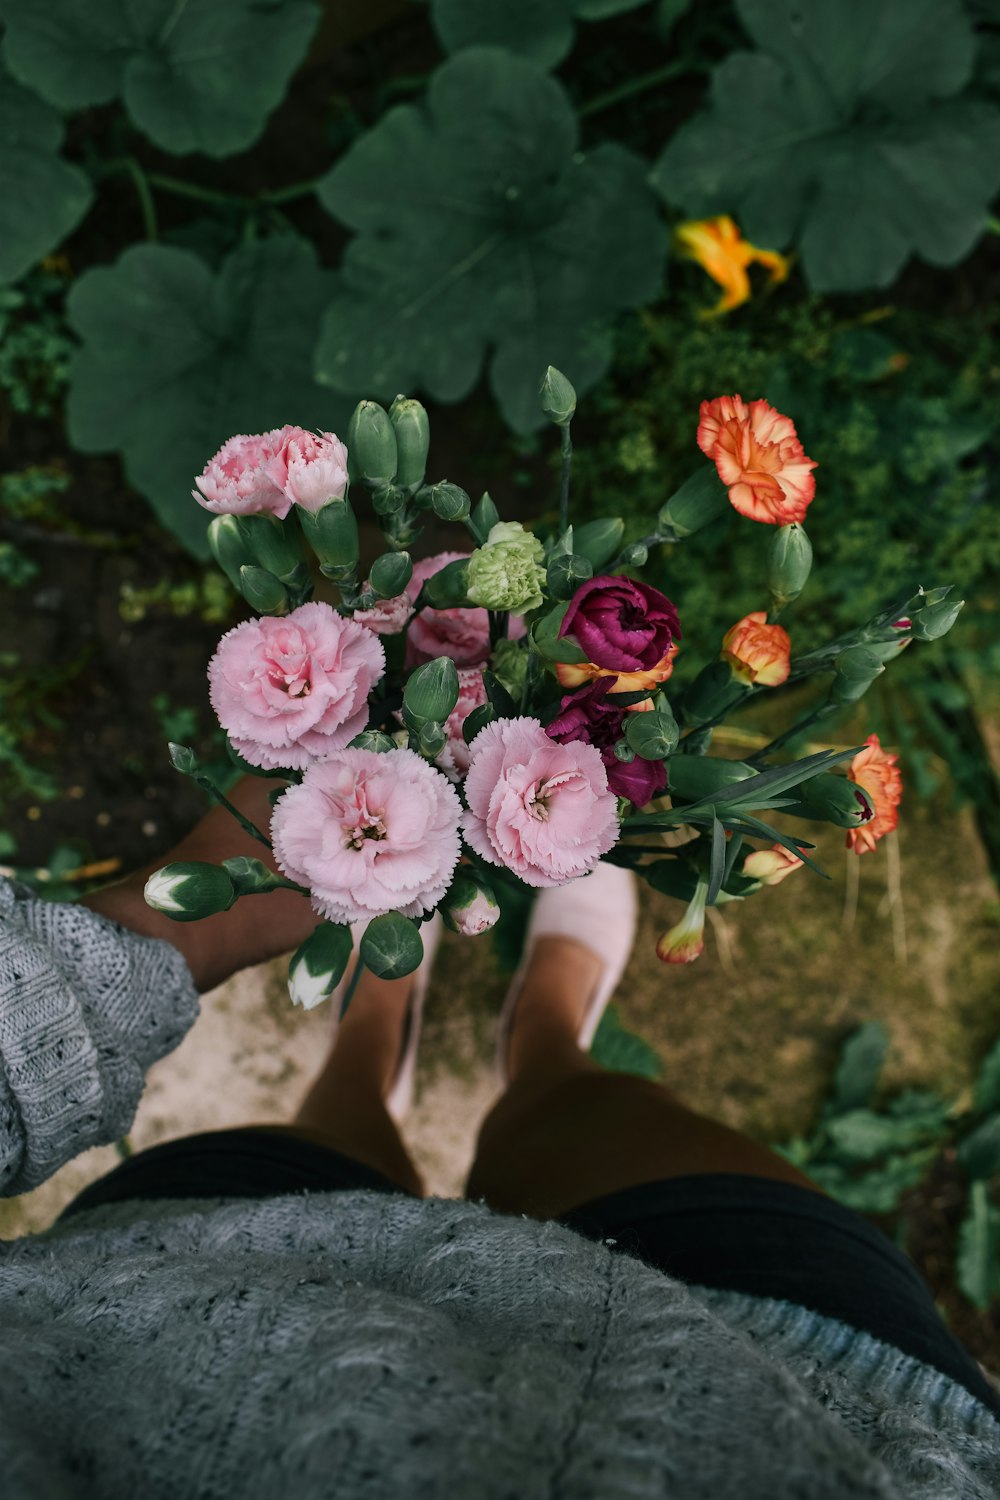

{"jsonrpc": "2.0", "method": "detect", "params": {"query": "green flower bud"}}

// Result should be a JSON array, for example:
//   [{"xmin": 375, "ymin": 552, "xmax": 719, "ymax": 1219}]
[
  {"xmin": 359, "ymin": 912, "xmax": 423, "ymax": 981},
  {"xmin": 539, "ymin": 365, "xmax": 577, "ymax": 426},
  {"xmin": 239, "ymin": 564, "xmax": 289, "ymax": 616},
  {"xmin": 657, "ymin": 468, "xmax": 730, "ymax": 540},
  {"xmin": 613, "ymin": 738, "xmax": 637, "ymax": 763},
  {"xmin": 297, "ymin": 498, "xmax": 360, "ymax": 570},
  {"xmin": 347, "ymin": 400, "xmax": 398, "ymax": 487},
  {"xmin": 619, "ymin": 542, "xmax": 648, "ymax": 568},
  {"xmin": 910, "ymin": 594, "xmax": 964, "ymax": 641},
  {"xmin": 665, "ymin": 756, "xmax": 754, "ymax": 803},
  {"xmin": 416, "ymin": 721, "xmax": 448, "ymax": 759},
  {"xmin": 768, "ymin": 523, "xmax": 812, "ymax": 611},
  {"xmin": 242, "ymin": 514, "xmax": 306, "ymax": 584},
  {"xmin": 144, "ymin": 862, "xmax": 237, "ymax": 922},
  {"xmin": 489, "ymin": 637, "xmax": 529, "ymax": 702},
  {"xmin": 573, "ymin": 517, "xmax": 625, "ymax": 568},
  {"xmin": 288, "ymin": 921, "xmax": 354, "ymax": 1011},
  {"xmin": 426, "ymin": 481, "xmax": 472, "ymax": 523},
  {"xmin": 469, "ymin": 491, "xmax": 500, "ymax": 546},
  {"xmin": 829, "ymin": 645, "xmax": 884, "ymax": 706},
  {"xmin": 369, "ymin": 550, "xmax": 413, "ymax": 599},
  {"xmin": 782, "ymin": 771, "xmax": 875, "ymax": 829},
  {"xmin": 546, "ymin": 551, "xmax": 594, "ymax": 601},
  {"xmin": 422, "ymin": 557, "xmax": 471, "ymax": 608},
  {"xmin": 388, "ymin": 396, "xmax": 430, "ymax": 490},
  {"xmin": 404, "ymin": 656, "xmax": 460, "ymax": 727},
  {"xmin": 208, "ymin": 513, "xmax": 256, "ymax": 590},
  {"xmin": 441, "ymin": 872, "xmax": 500, "ymax": 936},
  {"xmin": 348, "ymin": 729, "xmax": 396, "ymax": 753},
  {"xmin": 168, "ymin": 742, "xmax": 200, "ymax": 775},
  {"xmin": 220, "ymin": 856, "xmax": 292, "ymax": 896},
  {"xmin": 466, "ymin": 521, "xmax": 546, "ymax": 615},
  {"xmin": 372, "ymin": 485, "xmax": 407, "ymax": 517},
  {"xmin": 623, "ymin": 704, "xmax": 679, "ymax": 761}
]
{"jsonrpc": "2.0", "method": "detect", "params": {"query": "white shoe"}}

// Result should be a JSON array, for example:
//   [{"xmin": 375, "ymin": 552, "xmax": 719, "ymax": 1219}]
[{"xmin": 495, "ymin": 863, "xmax": 638, "ymax": 1086}]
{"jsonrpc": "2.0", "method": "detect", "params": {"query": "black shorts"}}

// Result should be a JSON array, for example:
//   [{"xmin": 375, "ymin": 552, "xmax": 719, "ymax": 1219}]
[{"xmin": 60, "ymin": 1128, "xmax": 1000, "ymax": 1418}]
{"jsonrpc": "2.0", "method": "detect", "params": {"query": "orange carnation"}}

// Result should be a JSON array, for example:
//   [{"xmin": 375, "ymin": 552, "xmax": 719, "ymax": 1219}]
[
  {"xmin": 845, "ymin": 734, "xmax": 902, "ymax": 855},
  {"xmin": 555, "ymin": 643, "xmax": 678, "ymax": 695},
  {"xmin": 720, "ymin": 612, "xmax": 790, "ymax": 687},
  {"xmin": 674, "ymin": 216, "xmax": 790, "ymax": 317},
  {"xmin": 697, "ymin": 394, "xmax": 816, "ymax": 525}
]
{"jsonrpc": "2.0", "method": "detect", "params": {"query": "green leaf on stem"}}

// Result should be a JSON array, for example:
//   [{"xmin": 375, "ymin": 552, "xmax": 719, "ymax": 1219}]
[
  {"xmin": 957, "ymin": 1181, "xmax": 1000, "ymax": 1309},
  {"xmin": 706, "ymin": 816, "xmax": 726, "ymax": 906}
]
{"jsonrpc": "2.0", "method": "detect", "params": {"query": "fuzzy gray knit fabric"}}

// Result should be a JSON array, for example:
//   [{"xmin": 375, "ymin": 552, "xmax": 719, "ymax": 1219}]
[{"xmin": 1, "ymin": 875, "xmax": 998, "ymax": 1499}]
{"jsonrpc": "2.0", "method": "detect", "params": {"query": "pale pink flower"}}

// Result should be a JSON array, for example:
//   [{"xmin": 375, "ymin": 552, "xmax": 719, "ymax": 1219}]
[
  {"xmin": 208, "ymin": 601, "xmax": 385, "ymax": 771},
  {"xmin": 463, "ymin": 717, "xmax": 619, "ymax": 887},
  {"xmin": 742, "ymin": 844, "xmax": 803, "ymax": 886},
  {"xmin": 438, "ymin": 667, "xmax": 488, "ymax": 779},
  {"xmin": 354, "ymin": 590, "xmax": 415, "ymax": 637},
  {"xmin": 193, "ymin": 429, "xmax": 292, "ymax": 518},
  {"xmin": 405, "ymin": 551, "xmax": 490, "ymax": 666},
  {"xmin": 265, "ymin": 427, "xmax": 349, "ymax": 514},
  {"xmin": 271, "ymin": 748, "xmax": 462, "ymax": 924}
]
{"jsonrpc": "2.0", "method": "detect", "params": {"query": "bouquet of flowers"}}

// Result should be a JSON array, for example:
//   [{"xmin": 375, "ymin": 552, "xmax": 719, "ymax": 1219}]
[{"xmin": 144, "ymin": 369, "xmax": 962, "ymax": 1008}]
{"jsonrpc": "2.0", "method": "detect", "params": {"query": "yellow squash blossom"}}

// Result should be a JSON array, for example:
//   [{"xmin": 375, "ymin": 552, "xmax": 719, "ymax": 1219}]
[{"xmin": 674, "ymin": 216, "xmax": 790, "ymax": 317}]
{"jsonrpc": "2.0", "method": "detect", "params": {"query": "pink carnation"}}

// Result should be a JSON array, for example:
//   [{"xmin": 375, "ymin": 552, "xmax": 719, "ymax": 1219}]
[
  {"xmin": 354, "ymin": 591, "xmax": 415, "ymax": 637},
  {"xmin": 265, "ymin": 427, "xmax": 349, "ymax": 514},
  {"xmin": 193, "ymin": 429, "xmax": 296, "ymax": 518},
  {"xmin": 208, "ymin": 601, "xmax": 385, "ymax": 771},
  {"xmin": 405, "ymin": 551, "xmax": 490, "ymax": 666},
  {"xmin": 439, "ymin": 667, "xmax": 488, "ymax": 779},
  {"xmin": 463, "ymin": 717, "xmax": 619, "ymax": 887},
  {"xmin": 271, "ymin": 748, "xmax": 462, "ymax": 923}
]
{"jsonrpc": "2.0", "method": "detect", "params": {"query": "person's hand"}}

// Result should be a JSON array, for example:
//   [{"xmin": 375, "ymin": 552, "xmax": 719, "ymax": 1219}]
[{"xmin": 81, "ymin": 777, "xmax": 318, "ymax": 993}]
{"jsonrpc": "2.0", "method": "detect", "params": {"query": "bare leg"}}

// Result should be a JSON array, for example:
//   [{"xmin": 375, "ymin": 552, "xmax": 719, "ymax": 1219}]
[
  {"xmin": 276, "ymin": 965, "xmax": 425, "ymax": 1197},
  {"xmin": 466, "ymin": 937, "xmax": 825, "ymax": 1220}
]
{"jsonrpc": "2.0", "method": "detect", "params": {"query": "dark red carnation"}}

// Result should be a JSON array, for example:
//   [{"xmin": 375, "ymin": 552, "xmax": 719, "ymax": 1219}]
[
  {"xmin": 559, "ymin": 575, "xmax": 681, "ymax": 673},
  {"xmin": 545, "ymin": 680, "xmax": 667, "ymax": 807}
]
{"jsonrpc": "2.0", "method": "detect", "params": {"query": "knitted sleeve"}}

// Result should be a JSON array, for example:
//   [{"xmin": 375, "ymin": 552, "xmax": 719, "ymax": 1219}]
[{"xmin": 0, "ymin": 877, "xmax": 199, "ymax": 1196}]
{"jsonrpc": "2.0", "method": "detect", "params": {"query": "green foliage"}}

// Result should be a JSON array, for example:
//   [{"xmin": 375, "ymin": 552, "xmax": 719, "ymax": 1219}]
[
  {"xmin": 0, "ymin": 542, "xmax": 37, "ymax": 587},
  {"xmin": 0, "ymin": 264, "xmax": 75, "ymax": 414},
  {"xmin": 66, "ymin": 237, "xmax": 344, "ymax": 557},
  {"xmin": 590, "ymin": 1003, "xmax": 663, "ymax": 1079},
  {"xmin": 0, "ymin": 647, "xmax": 87, "ymax": 804},
  {"xmin": 0, "ymin": 0, "xmax": 320, "ymax": 158},
  {"xmin": 118, "ymin": 571, "xmax": 233, "ymax": 625},
  {"xmin": 0, "ymin": 67, "xmax": 92, "ymax": 284},
  {"xmin": 315, "ymin": 48, "xmax": 667, "ymax": 433},
  {"xmin": 777, "ymin": 1022, "xmax": 1000, "ymax": 1308},
  {"xmin": 652, "ymin": 0, "xmax": 1000, "ymax": 290},
  {"xmin": 430, "ymin": 0, "xmax": 648, "ymax": 68}
]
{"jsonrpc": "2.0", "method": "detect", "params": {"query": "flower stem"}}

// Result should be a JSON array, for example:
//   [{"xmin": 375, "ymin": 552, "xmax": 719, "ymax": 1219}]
[
  {"xmin": 124, "ymin": 158, "xmax": 158, "ymax": 241},
  {"xmin": 192, "ymin": 773, "xmax": 273, "ymax": 851},
  {"xmin": 747, "ymin": 703, "xmax": 835, "ymax": 763},
  {"xmin": 339, "ymin": 956, "xmax": 366, "ymax": 1019},
  {"xmin": 578, "ymin": 58, "xmax": 693, "ymax": 119},
  {"xmin": 559, "ymin": 424, "xmax": 573, "ymax": 535}
]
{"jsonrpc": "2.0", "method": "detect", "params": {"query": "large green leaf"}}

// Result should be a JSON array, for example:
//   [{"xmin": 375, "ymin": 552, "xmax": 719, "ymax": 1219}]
[
  {"xmin": 957, "ymin": 1180, "xmax": 1000, "ymax": 1310},
  {"xmin": 815, "ymin": 1151, "xmax": 934, "ymax": 1215},
  {"xmin": 957, "ymin": 1113, "xmax": 1000, "ymax": 1181},
  {"xmin": 826, "ymin": 1107, "xmax": 946, "ymax": 1163},
  {"xmin": 66, "ymin": 237, "xmax": 345, "ymax": 557},
  {"xmin": 828, "ymin": 1021, "xmax": 888, "ymax": 1116},
  {"xmin": 314, "ymin": 49, "xmax": 666, "ymax": 433},
  {"xmin": 0, "ymin": 0, "xmax": 319, "ymax": 157},
  {"xmin": 651, "ymin": 0, "xmax": 1000, "ymax": 291},
  {"xmin": 0, "ymin": 69, "xmax": 92, "ymax": 283},
  {"xmin": 431, "ymin": 0, "xmax": 649, "ymax": 67},
  {"xmin": 974, "ymin": 1036, "xmax": 1000, "ymax": 1117},
  {"xmin": 590, "ymin": 1004, "xmax": 663, "ymax": 1080}
]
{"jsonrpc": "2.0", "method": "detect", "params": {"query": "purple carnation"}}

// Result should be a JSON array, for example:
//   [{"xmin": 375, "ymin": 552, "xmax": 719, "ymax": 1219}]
[
  {"xmin": 559, "ymin": 575, "xmax": 681, "ymax": 673},
  {"xmin": 546, "ymin": 680, "xmax": 667, "ymax": 807}
]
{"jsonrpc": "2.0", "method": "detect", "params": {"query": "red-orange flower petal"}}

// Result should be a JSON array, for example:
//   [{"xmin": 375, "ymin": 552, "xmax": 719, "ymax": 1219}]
[
  {"xmin": 720, "ymin": 612, "xmax": 790, "ymax": 687},
  {"xmin": 846, "ymin": 734, "xmax": 902, "ymax": 854},
  {"xmin": 697, "ymin": 394, "xmax": 816, "ymax": 525}
]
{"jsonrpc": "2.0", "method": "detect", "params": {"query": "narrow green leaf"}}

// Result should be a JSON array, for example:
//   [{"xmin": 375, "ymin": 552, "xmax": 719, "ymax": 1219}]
[
  {"xmin": 706, "ymin": 816, "xmax": 726, "ymax": 906},
  {"xmin": 957, "ymin": 1181, "xmax": 1000, "ymax": 1310}
]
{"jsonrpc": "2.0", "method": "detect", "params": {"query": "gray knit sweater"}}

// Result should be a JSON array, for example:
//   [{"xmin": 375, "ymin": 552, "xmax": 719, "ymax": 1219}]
[{"xmin": 1, "ymin": 875, "xmax": 998, "ymax": 1499}]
